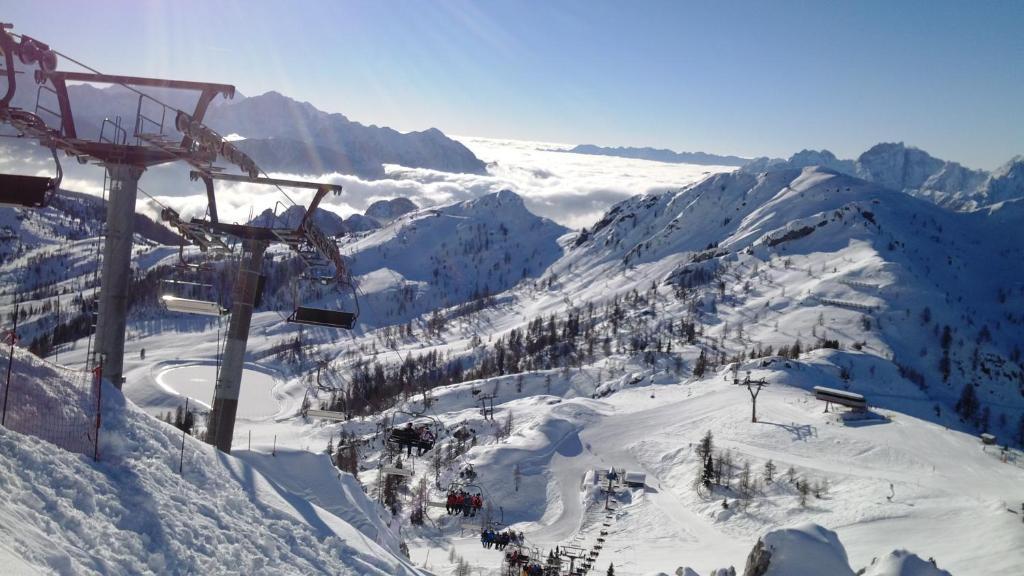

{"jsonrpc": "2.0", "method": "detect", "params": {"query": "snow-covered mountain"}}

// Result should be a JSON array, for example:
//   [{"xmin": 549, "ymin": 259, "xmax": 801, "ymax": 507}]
[
  {"xmin": 743, "ymin": 143, "xmax": 1023, "ymax": 210},
  {"xmin": 365, "ymin": 197, "xmax": 418, "ymax": 222},
  {"xmin": 7, "ymin": 70, "xmax": 486, "ymax": 180},
  {"xmin": 339, "ymin": 189, "xmax": 567, "ymax": 323},
  {"xmin": 567, "ymin": 166, "xmax": 1024, "ymax": 424},
  {"xmin": 206, "ymin": 91, "xmax": 487, "ymax": 178}
]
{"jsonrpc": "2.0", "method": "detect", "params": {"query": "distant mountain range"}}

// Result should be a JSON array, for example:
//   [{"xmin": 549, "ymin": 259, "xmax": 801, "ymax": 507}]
[
  {"xmin": 743, "ymin": 143, "xmax": 1024, "ymax": 210},
  {"xmin": 248, "ymin": 196, "xmax": 419, "ymax": 237},
  {"xmin": 5, "ymin": 64, "xmax": 486, "ymax": 180},
  {"xmin": 561, "ymin": 144, "xmax": 750, "ymax": 167},
  {"xmin": 205, "ymin": 91, "xmax": 487, "ymax": 179}
]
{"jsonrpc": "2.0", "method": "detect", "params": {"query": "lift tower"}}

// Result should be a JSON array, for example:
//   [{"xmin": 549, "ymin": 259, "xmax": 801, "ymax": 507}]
[
  {"xmin": 162, "ymin": 173, "xmax": 349, "ymax": 453},
  {"xmin": 0, "ymin": 24, "xmax": 234, "ymax": 388}
]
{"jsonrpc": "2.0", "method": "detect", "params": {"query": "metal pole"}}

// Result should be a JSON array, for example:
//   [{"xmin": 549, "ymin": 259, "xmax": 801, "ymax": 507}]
[
  {"xmin": 92, "ymin": 361, "xmax": 102, "ymax": 461},
  {"xmin": 272, "ymin": 434, "xmax": 276, "ymax": 456},
  {"xmin": 93, "ymin": 163, "xmax": 143, "ymax": 389},
  {"xmin": 2, "ymin": 300, "xmax": 20, "ymax": 426},
  {"xmin": 179, "ymin": 397, "xmax": 188, "ymax": 474},
  {"xmin": 54, "ymin": 296, "xmax": 59, "ymax": 363},
  {"xmin": 206, "ymin": 239, "xmax": 267, "ymax": 453}
]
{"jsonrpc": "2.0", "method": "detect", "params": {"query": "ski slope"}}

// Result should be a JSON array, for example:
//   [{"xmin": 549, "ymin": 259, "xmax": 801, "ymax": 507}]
[{"xmin": 395, "ymin": 360, "xmax": 1024, "ymax": 575}]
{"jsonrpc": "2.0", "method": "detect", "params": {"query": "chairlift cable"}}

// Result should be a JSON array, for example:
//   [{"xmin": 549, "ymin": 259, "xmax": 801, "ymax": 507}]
[{"xmin": 136, "ymin": 185, "xmax": 171, "ymax": 212}]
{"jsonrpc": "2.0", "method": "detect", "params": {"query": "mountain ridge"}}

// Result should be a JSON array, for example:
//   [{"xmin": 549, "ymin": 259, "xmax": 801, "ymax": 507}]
[
  {"xmin": 562, "ymin": 143, "xmax": 750, "ymax": 167},
  {"xmin": 743, "ymin": 143, "xmax": 1024, "ymax": 210}
]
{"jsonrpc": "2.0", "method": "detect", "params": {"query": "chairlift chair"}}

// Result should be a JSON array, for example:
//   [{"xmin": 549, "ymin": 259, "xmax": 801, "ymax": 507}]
[
  {"xmin": 387, "ymin": 411, "xmax": 442, "ymax": 452},
  {"xmin": 158, "ymin": 279, "xmax": 227, "ymax": 317},
  {"xmin": 446, "ymin": 481, "xmax": 483, "ymax": 496},
  {"xmin": 0, "ymin": 147, "xmax": 62, "ymax": 208},
  {"xmin": 287, "ymin": 273, "xmax": 359, "ymax": 330}
]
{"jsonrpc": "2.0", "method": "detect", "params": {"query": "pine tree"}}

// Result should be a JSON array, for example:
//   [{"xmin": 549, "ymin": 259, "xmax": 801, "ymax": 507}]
[
  {"xmin": 955, "ymin": 383, "xmax": 979, "ymax": 425},
  {"xmin": 693, "ymin": 349, "xmax": 708, "ymax": 377},
  {"xmin": 607, "ymin": 562, "xmax": 615, "ymax": 575},
  {"xmin": 739, "ymin": 460, "xmax": 752, "ymax": 497},
  {"xmin": 785, "ymin": 466, "xmax": 797, "ymax": 484},
  {"xmin": 763, "ymin": 459, "xmax": 776, "ymax": 484},
  {"xmin": 697, "ymin": 431, "xmax": 715, "ymax": 489}
]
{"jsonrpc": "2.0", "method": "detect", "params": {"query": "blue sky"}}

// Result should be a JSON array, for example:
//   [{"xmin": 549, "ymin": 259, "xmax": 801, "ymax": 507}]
[{"xmin": 5, "ymin": 0, "xmax": 1022, "ymax": 169}]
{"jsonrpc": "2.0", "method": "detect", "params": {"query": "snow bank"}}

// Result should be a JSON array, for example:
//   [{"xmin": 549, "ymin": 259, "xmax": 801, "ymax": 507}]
[
  {"xmin": 861, "ymin": 550, "xmax": 953, "ymax": 576},
  {"xmin": 0, "ymin": 348, "xmax": 422, "ymax": 575},
  {"xmin": 740, "ymin": 523, "xmax": 955, "ymax": 576},
  {"xmin": 746, "ymin": 523, "xmax": 855, "ymax": 576}
]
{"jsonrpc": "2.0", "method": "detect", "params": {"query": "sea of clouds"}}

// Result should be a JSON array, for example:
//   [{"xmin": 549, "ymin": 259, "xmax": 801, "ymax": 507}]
[{"xmin": 0, "ymin": 136, "xmax": 731, "ymax": 229}]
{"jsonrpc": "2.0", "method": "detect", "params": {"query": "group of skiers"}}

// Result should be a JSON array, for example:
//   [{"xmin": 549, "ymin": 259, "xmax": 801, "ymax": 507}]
[
  {"xmin": 393, "ymin": 423, "xmax": 436, "ymax": 456},
  {"xmin": 445, "ymin": 490, "xmax": 483, "ymax": 516},
  {"xmin": 517, "ymin": 564, "xmax": 545, "ymax": 576},
  {"xmin": 504, "ymin": 548, "xmax": 546, "ymax": 575},
  {"xmin": 480, "ymin": 528, "xmax": 524, "ymax": 550}
]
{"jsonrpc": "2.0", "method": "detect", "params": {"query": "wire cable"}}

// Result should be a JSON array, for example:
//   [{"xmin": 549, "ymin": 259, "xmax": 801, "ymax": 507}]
[{"xmin": 8, "ymin": 30, "xmax": 299, "ymax": 210}]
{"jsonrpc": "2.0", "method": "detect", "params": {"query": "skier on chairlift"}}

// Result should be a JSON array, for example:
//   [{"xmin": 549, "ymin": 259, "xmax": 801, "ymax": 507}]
[
  {"xmin": 417, "ymin": 425, "xmax": 435, "ymax": 455},
  {"xmin": 403, "ymin": 422, "xmax": 414, "ymax": 456}
]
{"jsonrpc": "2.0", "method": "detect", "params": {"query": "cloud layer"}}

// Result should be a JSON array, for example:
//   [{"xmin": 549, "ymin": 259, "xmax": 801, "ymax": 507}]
[{"xmin": 1, "ymin": 137, "xmax": 730, "ymax": 229}]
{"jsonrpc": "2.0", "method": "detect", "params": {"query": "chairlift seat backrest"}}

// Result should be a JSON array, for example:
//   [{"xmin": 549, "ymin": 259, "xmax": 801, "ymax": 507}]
[
  {"xmin": 288, "ymin": 306, "xmax": 356, "ymax": 329},
  {"xmin": 160, "ymin": 295, "xmax": 227, "ymax": 317},
  {"xmin": 0, "ymin": 173, "xmax": 56, "ymax": 208}
]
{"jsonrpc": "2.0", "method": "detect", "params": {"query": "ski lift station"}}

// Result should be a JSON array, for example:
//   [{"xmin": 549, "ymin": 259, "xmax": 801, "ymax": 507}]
[
  {"xmin": 813, "ymin": 386, "xmax": 867, "ymax": 413},
  {"xmin": 592, "ymin": 467, "xmax": 646, "ymax": 489}
]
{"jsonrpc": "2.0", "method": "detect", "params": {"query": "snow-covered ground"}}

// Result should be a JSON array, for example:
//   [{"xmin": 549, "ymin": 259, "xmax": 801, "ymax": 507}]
[
  {"xmin": 0, "ymin": 348, "xmax": 424, "ymax": 575},
  {"xmin": 2, "ymin": 155, "xmax": 1023, "ymax": 574},
  {"xmin": 44, "ymin": 314, "xmax": 1024, "ymax": 575}
]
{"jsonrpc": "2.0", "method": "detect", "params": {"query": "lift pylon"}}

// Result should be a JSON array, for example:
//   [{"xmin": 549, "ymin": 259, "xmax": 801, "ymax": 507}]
[{"xmin": 0, "ymin": 23, "xmax": 236, "ymax": 388}]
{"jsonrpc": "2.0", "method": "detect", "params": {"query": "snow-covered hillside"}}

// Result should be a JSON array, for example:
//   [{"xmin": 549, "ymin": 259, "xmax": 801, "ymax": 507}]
[
  {"xmin": 338, "ymin": 189, "xmax": 568, "ymax": 324},
  {"xmin": 562, "ymin": 167, "xmax": 1024, "ymax": 437},
  {"xmin": 0, "ymin": 348, "xmax": 423, "ymax": 575}
]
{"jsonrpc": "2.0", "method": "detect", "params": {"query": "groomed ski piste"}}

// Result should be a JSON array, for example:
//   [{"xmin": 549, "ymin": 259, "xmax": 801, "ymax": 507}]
[{"xmin": 4, "ymin": 163, "xmax": 1024, "ymax": 574}]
